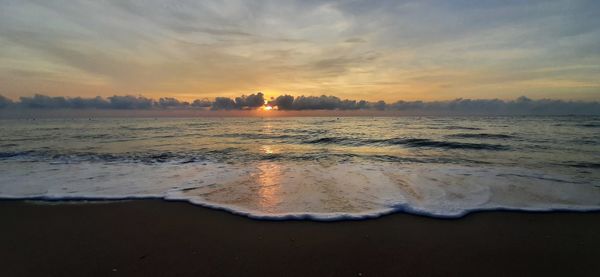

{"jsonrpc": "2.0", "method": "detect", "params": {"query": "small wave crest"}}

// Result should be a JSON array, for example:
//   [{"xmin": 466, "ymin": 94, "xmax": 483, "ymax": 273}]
[
  {"xmin": 578, "ymin": 123, "xmax": 600, "ymax": 128},
  {"xmin": 0, "ymin": 143, "xmax": 19, "ymax": 148},
  {"xmin": 445, "ymin": 133, "xmax": 515, "ymax": 139},
  {"xmin": 563, "ymin": 162, "xmax": 600, "ymax": 169},
  {"xmin": 0, "ymin": 150, "xmax": 209, "ymax": 164},
  {"xmin": 0, "ymin": 151, "xmax": 34, "ymax": 158},
  {"xmin": 386, "ymin": 138, "xmax": 509, "ymax": 150},
  {"xmin": 305, "ymin": 137, "xmax": 509, "ymax": 150},
  {"xmin": 444, "ymin": 126, "xmax": 483, "ymax": 130},
  {"xmin": 216, "ymin": 133, "xmax": 306, "ymax": 140}
]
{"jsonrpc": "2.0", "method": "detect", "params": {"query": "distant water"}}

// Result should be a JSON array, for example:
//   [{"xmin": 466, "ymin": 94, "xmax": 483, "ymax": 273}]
[{"xmin": 1, "ymin": 116, "xmax": 599, "ymax": 220}]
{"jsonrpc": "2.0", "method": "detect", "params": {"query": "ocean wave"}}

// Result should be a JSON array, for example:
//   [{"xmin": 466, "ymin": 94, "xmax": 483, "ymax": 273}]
[
  {"xmin": 578, "ymin": 123, "xmax": 600, "ymax": 128},
  {"xmin": 216, "ymin": 133, "xmax": 305, "ymax": 140},
  {"xmin": 568, "ymin": 139, "xmax": 600, "ymax": 145},
  {"xmin": 0, "ymin": 151, "xmax": 34, "ymax": 158},
  {"xmin": 0, "ymin": 150, "xmax": 206, "ymax": 164},
  {"xmin": 186, "ymin": 122, "xmax": 217, "ymax": 127},
  {"xmin": 563, "ymin": 162, "xmax": 600, "ymax": 169},
  {"xmin": 445, "ymin": 133, "xmax": 515, "ymax": 139},
  {"xmin": 305, "ymin": 137, "xmax": 509, "ymax": 150},
  {"xmin": 443, "ymin": 126, "xmax": 483, "ymax": 130},
  {"xmin": 70, "ymin": 134, "xmax": 116, "ymax": 139},
  {"xmin": 305, "ymin": 137, "xmax": 349, "ymax": 144},
  {"xmin": 120, "ymin": 126, "xmax": 173, "ymax": 131},
  {"xmin": 0, "ymin": 149, "xmax": 489, "ymax": 165},
  {"xmin": 387, "ymin": 138, "xmax": 509, "ymax": 150},
  {"xmin": 0, "ymin": 143, "xmax": 19, "ymax": 147}
]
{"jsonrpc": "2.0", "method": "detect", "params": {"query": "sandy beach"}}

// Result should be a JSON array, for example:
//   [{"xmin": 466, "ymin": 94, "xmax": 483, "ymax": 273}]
[{"xmin": 1, "ymin": 200, "xmax": 599, "ymax": 277}]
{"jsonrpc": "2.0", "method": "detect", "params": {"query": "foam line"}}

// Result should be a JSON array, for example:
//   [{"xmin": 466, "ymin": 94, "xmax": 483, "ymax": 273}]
[{"xmin": 1, "ymin": 160, "xmax": 599, "ymax": 221}]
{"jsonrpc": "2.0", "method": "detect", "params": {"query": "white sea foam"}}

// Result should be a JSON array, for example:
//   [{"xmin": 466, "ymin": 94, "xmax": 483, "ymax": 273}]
[{"xmin": 1, "ymin": 160, "xmax": 598, "ymax": 220}]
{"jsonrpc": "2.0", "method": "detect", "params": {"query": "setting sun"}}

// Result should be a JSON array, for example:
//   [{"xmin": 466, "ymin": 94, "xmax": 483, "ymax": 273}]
[{"xmin": 260, "ymin": 99, "xmax": 275, "ymax": 111}]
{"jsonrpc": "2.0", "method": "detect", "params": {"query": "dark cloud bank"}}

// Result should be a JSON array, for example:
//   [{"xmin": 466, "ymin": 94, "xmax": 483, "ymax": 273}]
[{"xmin": 1, "ymin": 93, "xmax": 599, "ymax": 115}]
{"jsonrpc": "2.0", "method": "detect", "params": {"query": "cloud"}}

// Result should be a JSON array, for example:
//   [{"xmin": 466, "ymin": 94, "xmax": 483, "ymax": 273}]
[
  {"xmin": 307, "ymin": 52, "xmax": 380, "ymax": 76},
  {"xmin": 0, "ymin": 1, "xmax": 598, "ymax": 101},
  {"xmin": 10, "ymin": 94, "xmax": 188, "ymax": 109},
  {"xmin": 18, "ymin": 94, "xmax": 71, "ymax": 109},
  {"xmin": 389, "ymin": 96, "xmax": 600, "ymax": 115},
  {"xmin": 211, "ymin": 92, "xmax": 265, "ymax": 110},
  {"xmin": 158, "ymin": 97, "xmax": 189, "ymax": 108},
  {"xmin": 67, "ymin": 96, "xmax": 109, "ymax": 109},
  {"xmin": 211, "ymin": 97, "xmax": 236, "ymax": 110},
  {"xmin": 344, "ymin": 37, "xmax": 367, "ymax": 43},
  {"xmin": 273, "ymin": 95, "xmax": 366, "ymax": 110},
  {"xmin": 2, "ymin": 93, "xmax": 599, "ymax": 115},
  {"xmin": 234, "ymin": 92, "xmax": 265, "ymax": 109},
  {"xmin": 107, "ymin": 95, "xmax": 154, "ymax": 109},
  {"xmin": 0, "ymin": 94, "xmax": 14, "ymax": 108},
  {"xmin": 191, "ymin": 98, "xmax": 212, "ymax": 108}
]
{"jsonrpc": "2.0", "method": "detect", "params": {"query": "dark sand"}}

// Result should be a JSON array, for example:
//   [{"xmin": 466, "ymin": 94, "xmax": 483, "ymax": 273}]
[{"xmin": 1, "ymin": 200, "xmax": 599, "ymax": 277}]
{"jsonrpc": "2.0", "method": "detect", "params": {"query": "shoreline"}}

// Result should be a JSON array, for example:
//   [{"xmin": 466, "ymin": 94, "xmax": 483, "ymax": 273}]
[
  {"xmin": 1, "ymin": 199, "xmax": 600, "ymax": 276},
  {"xmin": 11, "ymin": 197, "xmax": 600, "ymax": 221}
]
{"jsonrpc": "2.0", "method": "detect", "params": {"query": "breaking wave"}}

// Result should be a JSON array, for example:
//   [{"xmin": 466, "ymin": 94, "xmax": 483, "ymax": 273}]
[{"xmin": 1, "ymin": 160, "xmax": 599, "ymax": 220}]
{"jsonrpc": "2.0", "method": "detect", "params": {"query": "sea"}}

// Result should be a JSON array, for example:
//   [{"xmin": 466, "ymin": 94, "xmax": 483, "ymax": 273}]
[{"xmin": 1, "ymin": 116, "xmax": 599, "ymax": 220}]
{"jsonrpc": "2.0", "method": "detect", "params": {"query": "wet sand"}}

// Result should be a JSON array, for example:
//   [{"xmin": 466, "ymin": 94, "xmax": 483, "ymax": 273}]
[{"xmin": 1, "ymin": 200, "xmax": 599, "ymax": 277}]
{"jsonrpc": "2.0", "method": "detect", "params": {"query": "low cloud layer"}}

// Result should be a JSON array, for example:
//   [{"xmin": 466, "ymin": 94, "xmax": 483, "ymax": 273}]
[{"xmin": 1, "ymin": 93, "xmax": 599, "ymax": 115}]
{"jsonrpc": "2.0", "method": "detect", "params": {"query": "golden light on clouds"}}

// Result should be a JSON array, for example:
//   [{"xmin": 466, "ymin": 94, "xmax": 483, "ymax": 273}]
[{"xmin": 0, "ymin": 1, "xmax": 598, "ymax": 101}]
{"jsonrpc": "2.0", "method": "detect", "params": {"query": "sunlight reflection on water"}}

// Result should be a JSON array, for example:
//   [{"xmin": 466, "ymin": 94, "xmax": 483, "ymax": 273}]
[{"xmin": 256, "ymin": 162, "xmax": 283, "ymax": 211}]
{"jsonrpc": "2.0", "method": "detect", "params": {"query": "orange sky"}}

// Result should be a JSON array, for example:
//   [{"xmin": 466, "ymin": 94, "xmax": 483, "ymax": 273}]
[{"xmin": 1, "ymin": 1, "xmax": 599, "ymax": 102}]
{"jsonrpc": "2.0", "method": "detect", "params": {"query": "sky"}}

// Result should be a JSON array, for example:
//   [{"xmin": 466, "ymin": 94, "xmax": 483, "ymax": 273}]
[{"xmin": 0, "ymin": 0, "xmax": 599, "ymax": 102}]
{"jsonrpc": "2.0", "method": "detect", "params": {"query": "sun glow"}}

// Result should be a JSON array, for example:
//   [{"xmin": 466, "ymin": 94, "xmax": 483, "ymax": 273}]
[{"xmin": 260, "ymin": 99, "xmax": 276, "ymax": 111}]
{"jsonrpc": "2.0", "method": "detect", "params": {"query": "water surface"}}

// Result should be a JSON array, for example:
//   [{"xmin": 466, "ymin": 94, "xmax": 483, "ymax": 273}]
[{"xmin": 1, "ymin": 116, "xmax": 599, "ymax": 219}]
